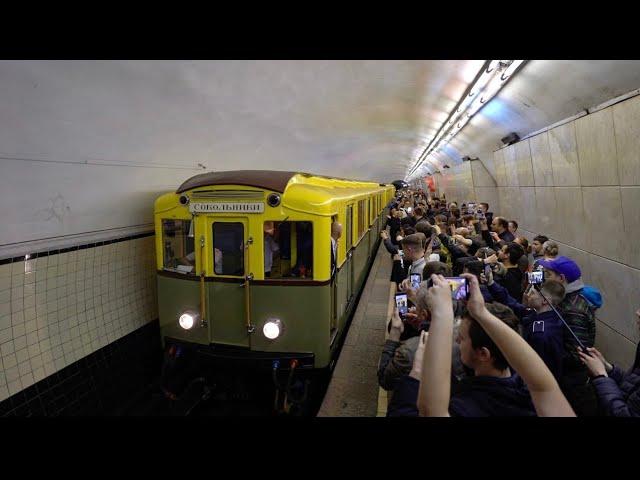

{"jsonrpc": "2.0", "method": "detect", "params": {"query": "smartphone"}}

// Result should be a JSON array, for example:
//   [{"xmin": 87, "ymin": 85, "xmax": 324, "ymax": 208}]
[
  {"xmin": 410, "ymin": 273, "xmax": 421, "ymax": 290},
  {"xmin": 476, "ymin": 209, "xmax": 485, "ymax": 220},
  {"xmin": 426, "ymin": 277, "xmax": 470, "ymax": 301},
  {"xmin": 446, "ymin": 277, "xmax": 470, "ymax": 301},
  {"xmin": 395, "ymin": 293, "xmax": 409, "ymax": 319},
  {"xmin": 527, "ymin": 270, "xmax": 544, "ymax": 285},
  {"xmin": 484, "ymin": 263, "xmax": 492, "ymax": 279}
]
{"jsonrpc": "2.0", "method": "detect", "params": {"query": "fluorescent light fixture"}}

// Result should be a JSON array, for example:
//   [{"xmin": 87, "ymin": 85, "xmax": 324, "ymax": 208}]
[{"xmin": 407, "ymin": 60, "xmax": 526, "ymax": 180}]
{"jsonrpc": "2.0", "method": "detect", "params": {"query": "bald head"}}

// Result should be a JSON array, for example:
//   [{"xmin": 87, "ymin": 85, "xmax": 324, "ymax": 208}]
[{"xmin": 331, "ymin": 222, "xmax": 343, "ymax": 240}]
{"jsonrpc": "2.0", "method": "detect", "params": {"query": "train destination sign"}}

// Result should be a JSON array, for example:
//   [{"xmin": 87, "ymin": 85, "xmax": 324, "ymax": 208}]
[{"xmin": 189, "ymin": 202, "xmax": 265, "ymax": 214}]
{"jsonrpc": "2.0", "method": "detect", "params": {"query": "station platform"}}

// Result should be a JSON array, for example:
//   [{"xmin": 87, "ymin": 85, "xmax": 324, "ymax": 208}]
[{"xmin": 317, "ymin": 242, "xmax": 394, "ymax": 417}]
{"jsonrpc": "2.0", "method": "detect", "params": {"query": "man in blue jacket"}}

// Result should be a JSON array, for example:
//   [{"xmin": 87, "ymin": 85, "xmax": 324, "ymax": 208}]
[{"xmin": 486, "ymin": 274, "xmax": 567, "ymax": 382}]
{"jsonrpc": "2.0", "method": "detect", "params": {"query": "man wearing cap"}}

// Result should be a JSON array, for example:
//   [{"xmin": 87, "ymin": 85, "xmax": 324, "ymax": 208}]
[
  {"xmin": 537, "ymin": 255, "xmax": 598, "ymax": 416},
  {"xmin": 398, "ymin": 233, "xmax": 427, "ymax": 293}
]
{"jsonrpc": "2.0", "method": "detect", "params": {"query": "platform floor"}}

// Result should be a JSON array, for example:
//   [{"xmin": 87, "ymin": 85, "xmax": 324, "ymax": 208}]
[{"xmin": 317, "ymin": 242, "xmax": 394, "ymax": 417}]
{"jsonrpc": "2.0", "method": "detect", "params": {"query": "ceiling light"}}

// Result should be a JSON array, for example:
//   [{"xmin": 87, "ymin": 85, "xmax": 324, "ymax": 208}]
[{"xmin": 407, "ymin": 60, "xmax": 526, "ymax": 180}]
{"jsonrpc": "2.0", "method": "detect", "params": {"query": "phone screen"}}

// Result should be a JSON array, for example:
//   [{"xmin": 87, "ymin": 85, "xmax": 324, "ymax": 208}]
[
  {"xmin": 528, "ymin": 271, "xmax": 544, "ymax": 284},
  {"xmin": 445, "ymin": 277, "xmax": 469, "ymax": 301},
  {"xmin": 410, "ymin": 274, "xmax": 421, "ymax": 290},
  {"xmin": 395, "ymin": 293, "xmax": 409, "ymax": 318}
]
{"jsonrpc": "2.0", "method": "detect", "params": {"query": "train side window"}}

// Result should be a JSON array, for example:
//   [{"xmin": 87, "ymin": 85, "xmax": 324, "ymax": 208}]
[
  {"xmin": 357, "ymin": 199, "xmax": 366, "ymax": 240},
  {"xmin": 213, "ymin": 222, "xmax": 245, "ymax": 276},
  {"xmin": 345, "ymin": 205, "xmax": 353, "ymax": 251},
  {"xmin": 265, "ymin": 221, "xmax": 313, "ymax": 279},
  {"xmin": 162, "ymin": 219, "xmax": 196, "ymax": 274}
]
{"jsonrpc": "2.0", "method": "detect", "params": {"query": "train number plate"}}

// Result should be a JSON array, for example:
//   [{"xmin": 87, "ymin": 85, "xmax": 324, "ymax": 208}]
[{"xmin": 189, "ymin": 202, "xmax": 265, "ymax": 214}]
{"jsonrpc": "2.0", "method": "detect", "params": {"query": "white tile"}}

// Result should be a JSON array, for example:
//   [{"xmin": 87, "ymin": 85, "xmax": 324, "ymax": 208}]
[
  {"xmin": 0, "ymin": 314, "xmax": 10, "ymax": 331},
  {"xmin": 13, "ymin": 335, "xmax": 26, "ymax": 351},
  {"xmin": 0, "ymin": 385, "xmax": 9, "ymax": 403},
  {"xmin": 20, "ymin": 373, "xmax": 34, "ymax": 389},
  {"xmin": 15, "ymin": 348, "xmax": 30, "ymax": 364},
  {"xmin": 5, "ymin": 366, "xmax": 20, "ymax": 382},
  {"xmin": 1, "ymin": 341, "xmax": 15, "ymax": 357},
  {"xmin": 8, "ymin": 379, "xmax": 22, "ymax": 396},
  {"xmin": 27, "ymin": 343, "xmax": 40, "ymax": 357},
  {"xmin": 2, "ymin": 357, "xmax": 17, "ymax": 376},
  {"xmin": 32, "ymin": 368, "xmax": 45, "ymax": 383},
  {"xmin": 12, "ymin": 323, "xmax": 26, "ymax": 338},
  {"xmin": 44, "ymin": 362, "xmax": 56, "ymax": 376}
]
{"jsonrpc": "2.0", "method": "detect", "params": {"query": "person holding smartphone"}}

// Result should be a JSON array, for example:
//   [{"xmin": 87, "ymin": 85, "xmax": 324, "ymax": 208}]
[{"xmin": 388, "ymin": 273, "xmax": 575, "ymax": 417}]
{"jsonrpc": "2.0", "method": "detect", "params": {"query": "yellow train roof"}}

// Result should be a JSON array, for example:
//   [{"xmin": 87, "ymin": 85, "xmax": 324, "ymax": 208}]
[{"xmin": 163, "ymin": 170, "xmax": 393, "ymax": 217}]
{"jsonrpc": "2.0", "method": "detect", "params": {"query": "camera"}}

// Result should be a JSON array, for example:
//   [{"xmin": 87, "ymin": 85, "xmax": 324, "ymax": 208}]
[{"xmin": 527, "ymin": 270, "xmax": 544, "ymax": 285}]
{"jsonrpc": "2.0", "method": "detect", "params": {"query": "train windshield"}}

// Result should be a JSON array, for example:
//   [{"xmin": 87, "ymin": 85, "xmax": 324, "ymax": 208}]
[
  {"xmin": 213, "ymin": 222, "xmax": 245, "ymax": 276},
  {"xmin": 161, "ymin": 219, "xmax": 196, "ymax": 274}
]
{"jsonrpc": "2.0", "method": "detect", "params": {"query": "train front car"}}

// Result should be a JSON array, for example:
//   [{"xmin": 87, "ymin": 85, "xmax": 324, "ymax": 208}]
[{"xmin": 154, "ymin": 170, "xmax": 393, "ymax": 407}]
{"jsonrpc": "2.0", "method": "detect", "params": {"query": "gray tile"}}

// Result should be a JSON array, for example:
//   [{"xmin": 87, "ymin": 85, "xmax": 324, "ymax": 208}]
[
  {"xmin": 587, "ymin": 255, "xmax": 640, "ymax": 344},
  {"xmin": 553, "ymin": 187, "xmax": 589, "ymax": 251},
  {"xmin": 530, "ymin": 132, "xmax": 554, "ymax": 187},
  {"xmin": 582, "ymin": 187, "xmax": 624, "ymax": 263},
  {"xmin": 534, "ymin": 187, "xmax": 558, "ymax": 239},
  {"xmin": 515, "ymin": 140, "xmax": 535, "ymax": 187},
  {"xmin": 575, "ymin": 108, "xmax": 619, "ymax": 186},
  {"xmin": 494, "ymin": 149, "xmax": 507, "ymax": 187},
  {"xmin": 550, "ymin": 121, "xmax": 581, "ymax": 186},
  {"xmin": 474, "ymin": 187, "xmax": 499, "ymax": 216},
  {"xmin": 503, "ymin": 144, "xmax": 520, "ymax": 187},
  {"xmin": 519, "ymin": 187, "xmax": 538, "ymax": 234},
  {"xmin": 595, "ymin": 319, "xmax": 638, "ymax": 371},
  {"xmin": 613, "ymin": 95, "xmax": 640, "ymax": 186},
  {"xmin": 471, "ymin": 159, "xmax": 497, "ymax": 187},
  {"xmin": 621, "ymin": 187, "xmax": 640, "ymax": 269}
]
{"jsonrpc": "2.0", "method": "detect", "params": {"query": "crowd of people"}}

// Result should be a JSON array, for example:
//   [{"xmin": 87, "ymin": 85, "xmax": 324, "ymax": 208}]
[{"xmin": 377, "ymin": 188, "xmax": 640, "ymax": 417}]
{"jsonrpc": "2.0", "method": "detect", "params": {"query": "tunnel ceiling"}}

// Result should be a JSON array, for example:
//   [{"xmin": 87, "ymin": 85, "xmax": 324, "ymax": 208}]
[{"xmin": 2, "ymin": 60, "xmax": 640, "ymax": 184}]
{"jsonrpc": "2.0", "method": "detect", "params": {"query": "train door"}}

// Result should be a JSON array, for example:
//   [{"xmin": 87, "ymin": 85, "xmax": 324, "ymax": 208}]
[{"xmin": 208, "ymin": 217, "xmax": 251, "ymax": 347}]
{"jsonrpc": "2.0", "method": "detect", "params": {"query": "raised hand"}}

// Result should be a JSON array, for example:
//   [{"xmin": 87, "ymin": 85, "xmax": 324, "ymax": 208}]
[
  {"xmin": 409, "ymin": 330, "xmax": 429, "ymax": 380},
  {"xmin": 425, "ymin": 274, "xmax": 453, "ymax": 318},
  {"xmin": 460, "ymin": 273, "xmax": 487, "ymax": 319}
]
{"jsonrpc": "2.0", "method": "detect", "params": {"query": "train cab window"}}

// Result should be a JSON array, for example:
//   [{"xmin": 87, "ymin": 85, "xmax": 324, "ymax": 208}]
[
  {"xmin": 213, "ymin": 223, "xmax": 245, "ymax": 276},
  {"xmin": 162, "ymin": 219, "xmax": 196, "ymax": 274},
  {"xmin": 264, "ymin": 221, "xmax": 313, "ymax": 279}
]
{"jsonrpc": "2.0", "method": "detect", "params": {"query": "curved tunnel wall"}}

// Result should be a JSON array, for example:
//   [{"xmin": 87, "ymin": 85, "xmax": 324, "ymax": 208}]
[{"xmin": 437, "ymin": 93, "xmax": 640, "ymax": 369}]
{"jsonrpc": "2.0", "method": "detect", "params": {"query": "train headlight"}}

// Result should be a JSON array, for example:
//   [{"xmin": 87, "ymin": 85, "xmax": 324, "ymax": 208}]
[
  {"xmin": 263, "ymin": 319, "xmax": 283, "ymax": 340},
  {"xmin": 178, "ymin": 310, "xmax": 199, "ymax": 330}
]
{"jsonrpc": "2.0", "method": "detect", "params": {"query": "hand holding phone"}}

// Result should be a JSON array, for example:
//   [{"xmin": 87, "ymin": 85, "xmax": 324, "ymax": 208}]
[{"xmin": 395, "ymin": 293, "xmax": 409, "ymax": 320}]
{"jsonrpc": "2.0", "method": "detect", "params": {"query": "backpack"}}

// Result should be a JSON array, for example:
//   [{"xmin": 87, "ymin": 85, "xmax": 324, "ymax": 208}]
[{"xmin": 581, "ymin": 285, "xmax": 603, "ymax": 310}]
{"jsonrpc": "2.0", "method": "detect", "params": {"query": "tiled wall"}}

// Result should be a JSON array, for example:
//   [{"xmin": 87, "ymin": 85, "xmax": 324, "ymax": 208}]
[
  {"xmin": 440, "ymin": 94, "xmax": 640, "ymax": 370},
  {"xmin": 0, "ymin": 234, "xmax": 158, "ymax": 403}
]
